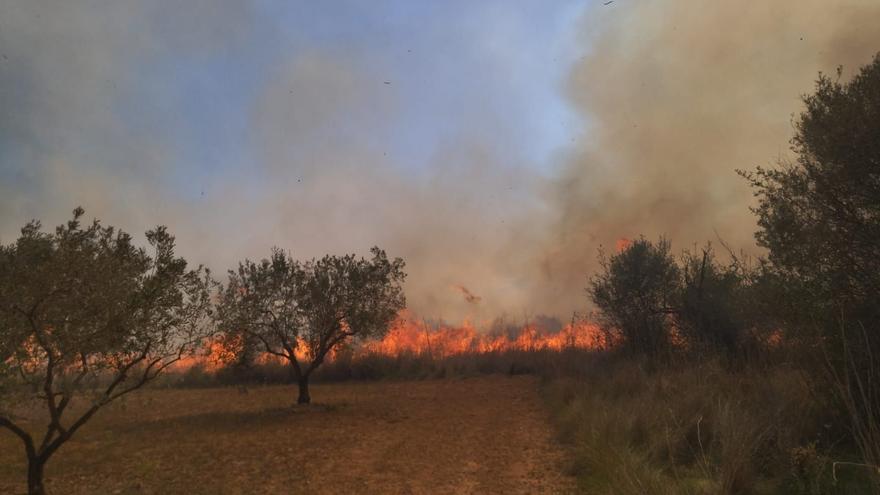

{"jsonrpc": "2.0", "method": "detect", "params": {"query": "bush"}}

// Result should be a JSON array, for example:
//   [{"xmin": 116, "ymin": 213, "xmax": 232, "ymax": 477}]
[
  {"xmin": 589, "ymin": 238, "xmax": 679, "ymax": 357},
  {"xmin": 677, "ymin": 246, "xmax": 745, "ymax": 359}
]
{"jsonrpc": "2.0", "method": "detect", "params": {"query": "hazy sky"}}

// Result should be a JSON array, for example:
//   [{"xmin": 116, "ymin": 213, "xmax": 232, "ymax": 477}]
[{"xmin": 2, "ymin": 1, "xmax": 879, "ymax": 322}]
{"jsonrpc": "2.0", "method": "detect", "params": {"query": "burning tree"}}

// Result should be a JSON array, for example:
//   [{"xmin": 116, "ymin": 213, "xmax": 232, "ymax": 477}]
[
  {"xmin": 218, "ymin": 247, "xmax": 405, "ymax": 404},
  {"xmin": 0, "ymin": 208, "xmax": 214, "ymax": 495}
]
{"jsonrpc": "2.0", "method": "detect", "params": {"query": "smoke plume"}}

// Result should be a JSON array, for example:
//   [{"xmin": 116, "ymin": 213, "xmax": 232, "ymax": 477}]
[
  {"xmin": 523, "ymin": 0, "xmax": 880, "ymax": 316},
  {"xmin": 1, "ymin": 1, "xmax": 879, "ymax": 322}
]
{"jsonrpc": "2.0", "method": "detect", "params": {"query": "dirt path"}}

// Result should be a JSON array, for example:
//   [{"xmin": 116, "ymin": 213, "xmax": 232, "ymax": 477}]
[{"xmin": 0, "ymin": 375, "xmax": 575, "ymax": 494}]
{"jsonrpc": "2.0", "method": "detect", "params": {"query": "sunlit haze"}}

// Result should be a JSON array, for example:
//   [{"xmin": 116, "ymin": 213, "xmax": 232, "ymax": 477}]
[{"xmin": 2, "ymin": 1, "xmax": 879, "ymax": 322}]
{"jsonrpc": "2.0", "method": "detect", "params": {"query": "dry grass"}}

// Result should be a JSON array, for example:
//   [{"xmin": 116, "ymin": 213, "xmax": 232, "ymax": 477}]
[
  {"xmin": 0, "ymin": 376, "xmax": 574, "ymax": 494},
  {"xmin": 542, "ymin": 358, "xmax": 875, "ymax": 494}
]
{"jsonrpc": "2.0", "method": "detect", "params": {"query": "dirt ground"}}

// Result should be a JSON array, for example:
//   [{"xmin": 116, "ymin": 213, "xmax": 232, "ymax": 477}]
[{"xmin": 0, "ymin": 375, "xmax": 575, "ymax": 494}]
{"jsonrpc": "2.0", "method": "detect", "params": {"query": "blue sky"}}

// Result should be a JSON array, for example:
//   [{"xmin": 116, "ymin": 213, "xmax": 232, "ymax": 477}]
[{"xmin": 106, "ymin": 1, "xmax": 588, "ymax": 197}]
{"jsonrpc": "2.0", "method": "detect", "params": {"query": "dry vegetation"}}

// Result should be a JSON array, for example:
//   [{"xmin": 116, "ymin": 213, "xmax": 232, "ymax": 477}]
[
  {"xmin": 0, "ymin": 375, "xmax": 574, "ymax": 494},
  {"xmin": 161, "ymin": 346, "xmax": 880, "ymax": 493},
  {"xmin": 542, "ymin": 358, "xmax": 848, "ymax": 494}
]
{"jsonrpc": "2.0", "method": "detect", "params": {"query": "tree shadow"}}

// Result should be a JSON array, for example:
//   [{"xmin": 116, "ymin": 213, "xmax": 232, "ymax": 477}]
[{"xmin": 113, "ymin": 403, "xmax": 345, "ymax": 435}]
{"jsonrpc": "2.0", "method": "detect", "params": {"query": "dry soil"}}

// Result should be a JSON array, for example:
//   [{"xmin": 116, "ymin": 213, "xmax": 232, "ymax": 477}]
[{"xmin": 0, "ymin": 375, "xmax": 575, "ymax": 494}]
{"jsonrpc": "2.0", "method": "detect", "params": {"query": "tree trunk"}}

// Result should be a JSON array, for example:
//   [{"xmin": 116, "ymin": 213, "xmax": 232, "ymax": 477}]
[
  {"xmin": 297, "ymin": 375, "xmax": 311, "ymax": 404},
  {"xmin": 27, "ymin": 456, "xmax": 46, "ymax": 495}
]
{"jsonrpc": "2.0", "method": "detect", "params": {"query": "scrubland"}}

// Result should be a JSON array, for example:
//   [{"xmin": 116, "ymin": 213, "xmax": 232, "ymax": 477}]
[{"xmin": 542, "ymin": 356, "xmax": 872, "ymax": 494}]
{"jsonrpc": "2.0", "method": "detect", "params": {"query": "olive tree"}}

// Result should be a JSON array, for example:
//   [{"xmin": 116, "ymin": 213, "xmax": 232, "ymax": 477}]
[
  {"xmin": 0, "ymin": 208, "xmax": 213, "ymax": 495},
  {"xmin": 218, "ymin": 247, "xmax": 405, "ymax": 404},
  {"xmin": 216, "ymin": 249, "xmax": 302, "ymax": 385}
]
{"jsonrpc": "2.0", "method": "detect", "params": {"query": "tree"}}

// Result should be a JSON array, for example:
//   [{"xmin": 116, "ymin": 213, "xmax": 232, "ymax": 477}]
[
  {"xmin": 677, "ymin": 245, "xmax": 747, "ymax": 360},
  {"xmin": 295, "ymin": 249, "xmax": 406, "ymax": 403},
  {"xmin": 742, "ymin": 53, "xmax": 880, "ymax": 468},
  {"xmin": 0, "ymin": 208, "xmax": 213, "ymax": 495},
  {"xmin": 742, "ymin": 54, "xmax": 880, "ymax": 319},
  {"xmin": 216, "ymin": 249, "xmax": 302, "ymax": 388},
  {"xmin": 588, "ymin": 238, "xmax": 679, "ymax": 356},
  {"xmin": 218, "ymin": 247, "xmax": 405, "ymax": 404}
]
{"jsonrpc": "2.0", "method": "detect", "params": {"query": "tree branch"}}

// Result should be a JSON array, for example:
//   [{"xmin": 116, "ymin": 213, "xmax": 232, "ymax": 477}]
[{"xmin": 0, "ymin": 415, "xmax": 35, "ymax": 458}]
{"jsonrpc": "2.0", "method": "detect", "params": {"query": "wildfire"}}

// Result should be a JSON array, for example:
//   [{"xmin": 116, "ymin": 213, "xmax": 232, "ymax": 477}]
[
  {"xmin": 172, "ymin": 339, "xmax": 230, "ymax": 372},
  {"xmin": 180, "ymin": 311, "xmax": 606, "ymax": 372},
  {"xmin": 615, "ymin": 237, "xmax": 633, "ymax": 253},
  {"xmin": 362, "ymin": 311, "xmax": 605, "ymax": 358}
]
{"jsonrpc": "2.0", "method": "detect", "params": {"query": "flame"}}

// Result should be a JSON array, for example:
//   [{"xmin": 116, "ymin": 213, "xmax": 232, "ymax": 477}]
[
  {"xmin": 362, "ymin": 310, "xmax": 606, "ymax": 358},
  {"xmin": 171, "ymin": 338, "xmax": 231, "ymax": 372},
  {"xmin": 179, "ymin": 310, "xmax": 607, "ymax": 372}
]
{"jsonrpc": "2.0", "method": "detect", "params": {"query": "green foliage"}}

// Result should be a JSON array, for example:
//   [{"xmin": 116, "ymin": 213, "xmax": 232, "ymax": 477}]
[
  {"xmin": 676, "ymin": 245, "xmax": 767, "ymax": 361},
  {"xmin": 589, "ymin": 238, "xmax": 679, "ymax": 356},
  {"xmin": 743, "ymin": 55, "xmax": 880, "ymax": 314},
  {"xmin": 297, "ymin": 248, "xmax": 407, "ymax": 362},
  {"xmin": 589, "ymin": 239, "xmax": 784, "ymax": 362},
  {"xmin": 677, "ymin": 246, "xmax": 742, "ymax": 357},
  {"xmin": 742, "ymin": 53, "xmax": 880, "ymax": 471},
  {"xmin": 216, "ymin": 248, "xmax": 303, "ymax": 366},
  {"xmin": 217, "ymin": 246, "xmax": 406, "ymax": 403},
  {"xmin": 0, "ymin": 208, "xmax": 214, "ymax": 402},
  {"xmin": 0, "ymin": 208, "xmax": 213, "ymax": 493}
]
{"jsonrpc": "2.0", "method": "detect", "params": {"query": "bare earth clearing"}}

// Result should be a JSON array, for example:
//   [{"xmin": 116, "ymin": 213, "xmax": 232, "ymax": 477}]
[{"xmin": 0, "ymin": 375, "xmax": 575, "ymax": 494}]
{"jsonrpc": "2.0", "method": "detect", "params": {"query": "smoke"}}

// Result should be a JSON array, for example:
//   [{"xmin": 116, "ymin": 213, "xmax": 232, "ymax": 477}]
[
  {"xmin": 0, "ymin": 0, "xmax": 255, "ymax": 241},
  {"xmin": 1, "ymin": 1, "xmax": 879, "ymax": 322},
  {"xmin": 0, "ymin": 1, "xmax": 545, "ymax": 323},
  {"xmin": 522, "ymin": 0, "xmax": 880, "ymax": 316}
]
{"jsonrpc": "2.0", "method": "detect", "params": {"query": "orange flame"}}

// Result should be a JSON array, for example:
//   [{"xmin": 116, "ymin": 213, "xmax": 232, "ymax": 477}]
[
  {"xmin": 171, "ymin": 338, "xmax": 231, "ymax": 372},
  {"xmin": 615, "ymin": 238, "xmax": 633, "ymax": 253},
  {"xmin": 180, "ymin": 311, "xmax": 607, "ymax": 371},
  {"xmin": 362, "ymin": 311, "xmax": 606, "ymax": 358}
]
